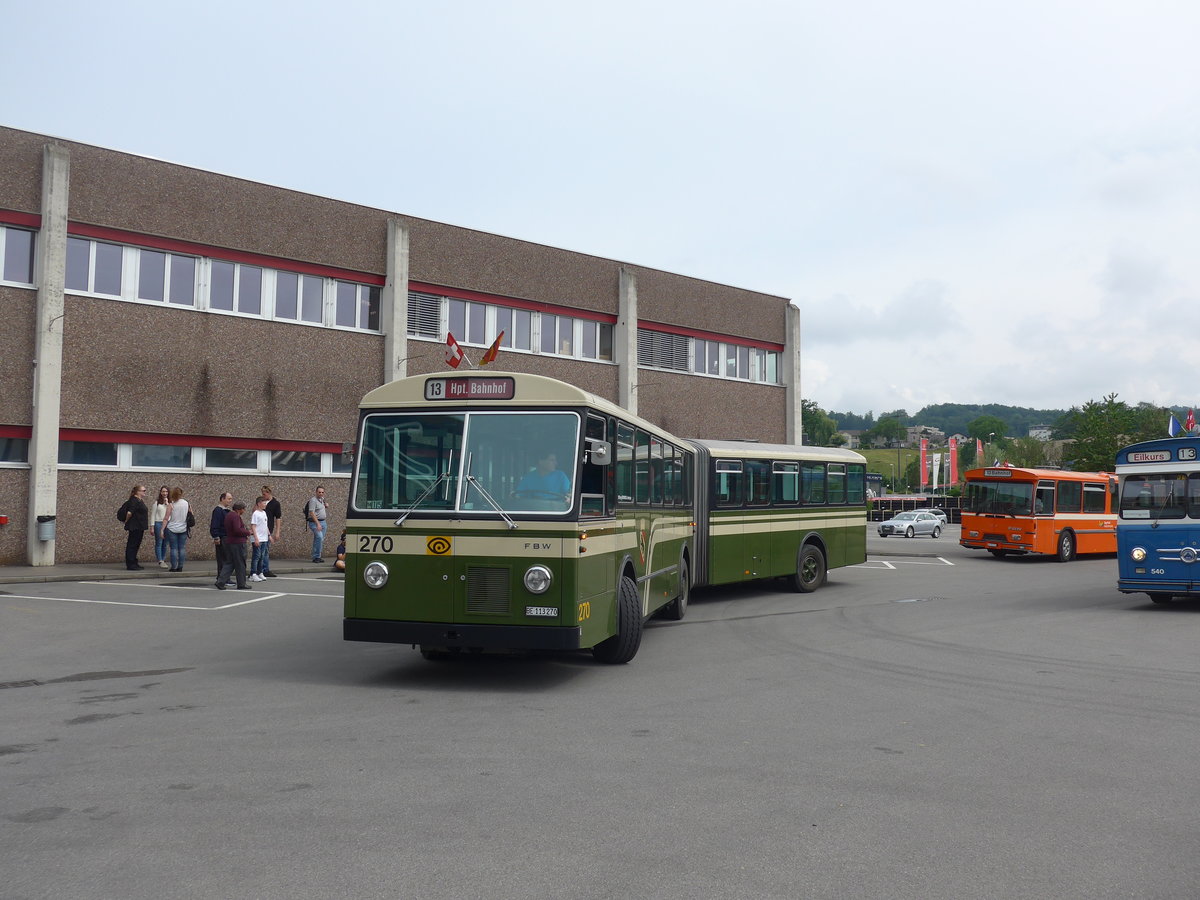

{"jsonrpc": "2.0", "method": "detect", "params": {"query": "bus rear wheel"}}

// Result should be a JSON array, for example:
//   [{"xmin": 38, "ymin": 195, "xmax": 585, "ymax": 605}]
[
  {"xmin": 793, "ymin": 544, "xmax": 826, "ymax": 594},
  {"xmin": 661, "ymin": 558, "xmax": 689, "ymax": 621},
  {"xmin": 592, "ymin": 575, "xmax": 643, "ymax": 664},
  {"xmin": 1056, "ymin": 531, "xmax": 1076, "ymax": 562}
]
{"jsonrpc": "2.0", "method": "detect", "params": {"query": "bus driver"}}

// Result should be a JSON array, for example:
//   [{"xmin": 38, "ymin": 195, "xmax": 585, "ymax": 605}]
[{"xmin": 516, "ymin": 452, "xmax": 571, "ymax": 499}]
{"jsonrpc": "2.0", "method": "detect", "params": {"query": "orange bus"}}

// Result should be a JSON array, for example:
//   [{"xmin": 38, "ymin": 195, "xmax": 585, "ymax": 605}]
[{"xmin": 959, "ymin": 466, "xmax": 1118, "ymax": 561}]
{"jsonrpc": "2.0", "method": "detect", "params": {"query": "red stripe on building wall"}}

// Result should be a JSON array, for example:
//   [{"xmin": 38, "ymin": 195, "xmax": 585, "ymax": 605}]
[
  {"xmin": 54, "ymin": 428, "xmax": 342, "ymax": 453},
  {"xmin": 0, "ymin": 425, "xmax": 32, "ymax": 438},
  {"xmin": 409, "ymin": 281, "xmax": 618, "ymax": 324},
  {"xmin": 66, "ymin": 223, "xmax": 387, "ymax": 286},
  {"xmin": 639, "ymin": 320, "xmax": 785, "ymax": 351},
  {"xmin": 0, "ymin": 209, "xmax": 41, "ymax": 228}
]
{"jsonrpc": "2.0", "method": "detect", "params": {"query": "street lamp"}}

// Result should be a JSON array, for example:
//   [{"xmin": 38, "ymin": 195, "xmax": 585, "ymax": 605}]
[{"xmin": 889, "ymin": 463, "xmax": 895, "ymax": 494}]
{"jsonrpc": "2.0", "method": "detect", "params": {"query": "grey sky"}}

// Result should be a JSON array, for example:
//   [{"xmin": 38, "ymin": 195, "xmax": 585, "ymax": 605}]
[{"xmin": 6, "ymin": 0, "xmax": 1199, "ymax": 416}]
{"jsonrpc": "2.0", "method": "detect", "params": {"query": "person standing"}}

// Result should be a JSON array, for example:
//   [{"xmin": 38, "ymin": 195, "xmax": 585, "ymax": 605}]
[
  {"xmin": 150, "ymin": 485, "xmax": 170, "ymax": 568},
  {"xmin": 307, "ymin": 484, "xmax": 329, "ymax": 563},
  {"xmin": 163, "ymin": 486, "xmax": 190, "ymax": 572},
  {"xmin": 119, "ymin": 484, "xmax": 149, "ymax": 570},
  {"xmin": 261, "ymin": 485, "xmax": 282, "ymax": 578},
  {"xmin": 249, "ymin": 495, "xmax": 271, "ymax": 582},
  {"xmin": 210, "ymin": 491, "xmax": 233, "ymax": 581},
  {"xmin": 215, "ymin": 500, "xmax": 250, "ymax": 590}
]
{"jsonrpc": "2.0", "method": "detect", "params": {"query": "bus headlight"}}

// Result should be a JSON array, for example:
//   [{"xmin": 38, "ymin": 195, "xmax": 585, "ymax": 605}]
[
  {"xmin": 523, "ymin": 565, "xmax": 552, "ymax": 594},
  {"xmin": 1130, "ymin": 547, "xmax": 1146, "ymax": 562},
  {"xmin": 363, "ymin": 561, "xmax": 389, "ymax": 589}
]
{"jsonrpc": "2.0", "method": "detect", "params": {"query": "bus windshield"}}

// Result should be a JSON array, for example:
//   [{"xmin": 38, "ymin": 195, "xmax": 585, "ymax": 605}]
[
  {"xmin": 1119, "ymin": 473, "xmax": 1193, "ymax": 520},
  {"xmin": 964, "ymin": 479, "xmax": 1034, "ymax": 515},
  {"xmin": 354, "ymin": 411, "xmax": 580, "ymax": 515}
]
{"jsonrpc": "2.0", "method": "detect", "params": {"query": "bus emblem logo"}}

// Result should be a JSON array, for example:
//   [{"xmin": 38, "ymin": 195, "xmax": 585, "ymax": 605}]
[{"xmin": 426, "ymin": 536, "xmax": 452, "ymax": 555}]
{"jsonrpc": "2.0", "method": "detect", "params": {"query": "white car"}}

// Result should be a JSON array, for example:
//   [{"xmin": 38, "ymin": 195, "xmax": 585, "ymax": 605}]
[
  {"xmin": 913, "ymin": 507, "xmax": 949, "ymax": 526},
  {"xmin": 878, "ymin": 510, "xmax": 942, "ymax": 538}
]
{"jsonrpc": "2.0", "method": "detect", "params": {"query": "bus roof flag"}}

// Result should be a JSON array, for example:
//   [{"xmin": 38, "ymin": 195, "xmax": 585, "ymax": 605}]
[
  {"xmin": 1169, "ymin": 415, "xmax": 1183, "ymax": 437},
  {"xmin": 445, "ymin": 333, "xmax": 464, "ymax": 369},
  {"xmin": 1187, "ymin": 409, "xmax": 1196, "ymax": 433},
  {"xmin": 480, "ymin": 331, "xmax": 504, "ymax": 366}
]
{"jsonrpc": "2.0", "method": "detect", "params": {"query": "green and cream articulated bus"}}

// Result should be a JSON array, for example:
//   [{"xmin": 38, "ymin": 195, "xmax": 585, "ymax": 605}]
[{"xmin": 343, "ymin": 372, "xmax": 867, "ymax": 663}]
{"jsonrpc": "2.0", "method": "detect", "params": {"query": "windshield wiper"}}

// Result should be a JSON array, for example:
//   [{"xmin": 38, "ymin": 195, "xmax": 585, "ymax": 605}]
[
  {"xmin": 1151, "ymin": 488, "xmax": 1176, "ymax": 529},
  {"xmin": 463, "ymin": 452, "xmax": 517, "ymax": 530},
  {"xmin": 395, "ymin": 471, "xmax": 452, "ymax": 527}
]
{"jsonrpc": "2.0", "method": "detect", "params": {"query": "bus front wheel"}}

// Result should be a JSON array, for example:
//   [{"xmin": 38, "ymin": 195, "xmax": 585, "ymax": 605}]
[
  {"xmin": 1149, "ymin": 593, "xmax": 1174, "ymax": 604},
  {"xmin": 793, "ymin": 544, "xmax": 826, "ymax": 594},
  {"xmin": 1056, "ymin": 531, "xmax": 1076, "ymax": 563},
  {"xmin": 592, "ymin": 575, "xmax": 643, "ymax": 664}
]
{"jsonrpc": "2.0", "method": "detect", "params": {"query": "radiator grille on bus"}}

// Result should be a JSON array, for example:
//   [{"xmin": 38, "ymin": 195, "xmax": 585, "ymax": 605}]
[{"xmin": 466, "ymin": 566, "xmax": 511, "ymax": 615}]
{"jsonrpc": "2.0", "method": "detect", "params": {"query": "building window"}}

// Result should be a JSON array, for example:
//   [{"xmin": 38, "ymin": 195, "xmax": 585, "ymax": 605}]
[
  {"xmin": 407, "ymin": 291, "xmax": 442, "ymax": 338},
  {"xmin": 211, "ymin": 261, "xmax": 263, "ymax": 315},
  {"xmin": 335, "ymin": 282, "xmax": 380, "ymax": 330},
  {"xmin": 276, "ymin": 272, "xmax": 323, "ymax": 324},
  {"xmin": 131, "ymin": 445, "xmax": 193, "ymax": 468},
  {"xmin": 59, "ymin": 440, "xmax": 118, "ymax": 466},
  {"xmin": 135, "ymin": 250, "xmax": 196, "ymax": 306},
  {"xmin": 65, "ymin": 238, "xmax": 124, "ymax": 296},
  {"xmin": 1, "ymin": 227, "xmax": 35, "ymax": 285},
  {"xmin": 637, "ymin": 330, "xmax": 689, "ymax": 371},
  {"xmin": 0, "ymin": 437, "xmax": 29, "ymax": 463},
  {"xmin": 270, "ymin": 450, "xmax": 323, "ymax": 473},
  {"xmin": 204, "ymin": 448, "xmax": 258, "ymax": 469}
]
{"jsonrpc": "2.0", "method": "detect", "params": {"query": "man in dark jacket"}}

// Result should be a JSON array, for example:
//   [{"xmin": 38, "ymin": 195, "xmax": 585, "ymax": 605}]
[
  {"xmin": 210, "ymin": 492, "xmax": 233, "ymax": 580},
  {"xmin": 215, "ymin": 501, "xmax": 251, "ymax": 590},
  {"xmin": 121, "ymin": 485, "xmax": 149, "ymax": 570}
]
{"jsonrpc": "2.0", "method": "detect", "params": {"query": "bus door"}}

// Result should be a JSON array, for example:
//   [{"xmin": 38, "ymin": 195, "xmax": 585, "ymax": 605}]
[
  {"xmin": 710, "ymin": 459, "xmax": 745, "ymax": 584},
  {"xmin": 744, "ymin": 459, "xmax": 773, "ymax": 577}
]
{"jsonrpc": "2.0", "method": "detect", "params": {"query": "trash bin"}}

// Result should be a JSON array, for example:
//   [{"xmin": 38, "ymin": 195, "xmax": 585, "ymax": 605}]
[{"xmin": 36, "ymin": 515, "xmax": 56, "ymax": 542}]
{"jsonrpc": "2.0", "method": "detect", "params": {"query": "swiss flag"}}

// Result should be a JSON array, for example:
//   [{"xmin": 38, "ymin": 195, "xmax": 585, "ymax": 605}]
[
  {"xmin": 1188, "ymin": 409, "xmax": 1196, "ymax": 433},
  {"xmin": 445, "ymin": 333, "xmax": 464, "ymax": 369}
]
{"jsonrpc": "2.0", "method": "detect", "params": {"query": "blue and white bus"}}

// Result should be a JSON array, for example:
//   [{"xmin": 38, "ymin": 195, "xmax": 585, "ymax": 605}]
[{"xmin": 1115, "ymin": 436, "xmax": 1200, "ymax": 603}]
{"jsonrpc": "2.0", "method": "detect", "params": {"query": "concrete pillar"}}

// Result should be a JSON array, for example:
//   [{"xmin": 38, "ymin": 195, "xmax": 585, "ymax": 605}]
[
  {"xmin": 27, "ymin": 144, "xmax": 70, "ymax": 565},
  {"xmin": 381, "ymin": 218, "xmax": 410, "ymax": 384},
  {"xmin": 785, "ymin": 302, "xmax": 803, "ymax": 445},
  {"xmin": 616, "ymin": 266, "xmax": 638, "ymax": 415}
]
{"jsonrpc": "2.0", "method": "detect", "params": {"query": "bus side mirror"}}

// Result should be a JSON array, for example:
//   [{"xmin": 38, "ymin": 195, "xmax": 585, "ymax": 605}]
[{"xmin": 587, "ymin": 439, "xmax": 612, "ymax": 466}]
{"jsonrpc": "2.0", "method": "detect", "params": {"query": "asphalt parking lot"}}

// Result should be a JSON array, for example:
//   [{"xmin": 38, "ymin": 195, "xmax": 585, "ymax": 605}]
[{"xmin": 4, "ymin": 533, "xmax": 1198, "ymax": 900}]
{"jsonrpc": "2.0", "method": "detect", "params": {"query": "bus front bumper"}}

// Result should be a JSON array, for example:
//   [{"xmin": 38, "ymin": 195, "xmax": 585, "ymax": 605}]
[
  {"xmin": 344, "ymin": 618, "xmax": 584, "ymax": 650},
  {"xmin": 1118, "ymin": 579, "xmax": 1193, "ymax": 595}
]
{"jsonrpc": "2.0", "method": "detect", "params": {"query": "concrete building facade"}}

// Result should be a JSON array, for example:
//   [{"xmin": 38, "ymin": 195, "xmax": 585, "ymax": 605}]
[{"xmin": 0, "ymin": 126, "xmax": 800, "ymax": 565}]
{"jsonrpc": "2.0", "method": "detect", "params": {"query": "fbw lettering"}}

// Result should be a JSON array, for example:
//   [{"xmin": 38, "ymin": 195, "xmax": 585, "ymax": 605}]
[{"xmin": 524, "ymin": 542, "xmax": 553, "ymax": 550}]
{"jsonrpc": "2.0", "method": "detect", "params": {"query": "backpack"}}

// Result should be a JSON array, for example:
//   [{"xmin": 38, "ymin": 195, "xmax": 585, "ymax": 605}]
[
  {"xmin": 116, "ymin": 501, "xmax": 128, "ymax": 523},
  {"xmin": 302, "ymin": 499, "xmax": 310, "ymax": 521},
  {"xmin": 185, "ymin": 509, "xmax": 196, "ymax": 530}
]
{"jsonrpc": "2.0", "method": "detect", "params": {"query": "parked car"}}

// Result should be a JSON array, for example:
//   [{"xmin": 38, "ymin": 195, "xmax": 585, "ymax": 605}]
[
  {"xmin": 913, "ymin": 507, "xmax": 949, "ymax": 526},
  {"xmin": 878, "ymin": 510, "xmax": 942, "ymax": 538}
]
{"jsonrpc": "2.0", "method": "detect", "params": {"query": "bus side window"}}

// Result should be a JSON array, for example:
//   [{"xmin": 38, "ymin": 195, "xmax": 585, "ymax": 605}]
[
  {"xmin": 1056, "ymin": 480, "xmax": 1081, "ymax": 513},
  {"xmin": 773, "ymin": 462, "xmax": 799, "ymax": 505},
  {"xmin": 847, "ymin": 464, "xmax": 866, "ymax": 504},
  {"xmin": 1036, "ymin": 481, "xmax": 1054, "ymax": 514},
  {"xmin": 801, "ymin": 462, "xmax": 825, "ymax": 504},
  {"xmin": 1083, "ymin": 482, "xmax": 1106, "ymax": 514},
  {"xmin": 827, "ymin": 464, "xmax": 846, "ymax": 504},
  {"xmin": 581, "ymin": 413, "xmax": 608, "ymax": 517},
  {"xmin": 615, "ymin": 422, "xmax": 635, "ymax": 504},
  {"xmin": 747, "ymin": 460, "xmax": 771, "ymax": 506},
  {"xmin": 715, "ymin": 460, "xmax": 743, "ymax": 506}
]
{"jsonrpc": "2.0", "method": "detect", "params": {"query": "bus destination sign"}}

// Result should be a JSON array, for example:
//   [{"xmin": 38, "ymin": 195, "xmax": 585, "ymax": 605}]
[
  {"xmin": 424, "ymin": 376, "xmax": 516, "ymax": 401},
  {"xmin": 984, "ymin": 468, "xmax": 1013, "ymax": 477},
  {"xmin": 1127, "ymin": 450, "xmax": 1173, "ymax": 463}
]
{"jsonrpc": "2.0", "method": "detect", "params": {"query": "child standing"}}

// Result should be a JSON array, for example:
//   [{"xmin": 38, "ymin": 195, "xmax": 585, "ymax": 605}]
[{"xmin": 250, "ymin": 495, "xmax": 271, "ymax": 582}]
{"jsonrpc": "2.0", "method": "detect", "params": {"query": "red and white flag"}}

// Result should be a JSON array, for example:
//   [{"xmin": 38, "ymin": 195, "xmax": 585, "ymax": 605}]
[
  {"xmin": 480, "ymin": 331, "xmax": 504, "ymax": 366},
  {"xmin": 1187, "ymin": 409, "xmax": 1196, "ymax": 433},
  {"xmin": 919, "ymin": 438, "xmax": 929, "ymax": 489},
  {"xmin": 949, "ymin": 437, "xmax": 958, "ymax": 485},
  {"xmin": 445, "ymin": 333, "xmax": 464, "ymax": 369}
]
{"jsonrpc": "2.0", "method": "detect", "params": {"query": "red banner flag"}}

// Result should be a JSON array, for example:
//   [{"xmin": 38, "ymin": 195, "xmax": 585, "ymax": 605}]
[
  {"xmin": 444, "ymin": 333, "xmax": 464, "ymax": 369},
  {"xmin": 949, "ymin": 437, "xmax": 958, "ymax": 485},
  {"xmin": 919, "ymin": 438, "xmax": 928, "ymax": 488},
  {"xmin": 976, "ymin": 438, "xmax": 984, "ymax": 458},
  {"xmin": 1188, "ymin": 409, "xmax": 1196, "ymax": 433},
  {"xmin": 480, "ymin": 331, "xmax": 504, "ymax": 366}
]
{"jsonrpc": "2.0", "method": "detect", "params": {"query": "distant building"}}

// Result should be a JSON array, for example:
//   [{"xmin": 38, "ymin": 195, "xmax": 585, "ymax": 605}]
[
  {"xmin": 1028, "ymin": 425, "xmax": 1054, "ymax": 441},
  {"xmin": 906, "ymin": 425, "xmax": 945, "ymax": 447}
]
